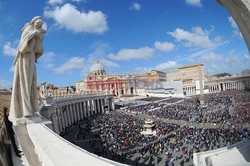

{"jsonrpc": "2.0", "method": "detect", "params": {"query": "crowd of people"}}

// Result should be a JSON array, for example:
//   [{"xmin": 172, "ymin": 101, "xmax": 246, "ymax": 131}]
[
  {"xmin": 62, "ymin": 90, "xmax": 249, "ymax": 165},
  {"xmin": 124, "ymin": 91, "xmax": 250, "ymax": 126}
]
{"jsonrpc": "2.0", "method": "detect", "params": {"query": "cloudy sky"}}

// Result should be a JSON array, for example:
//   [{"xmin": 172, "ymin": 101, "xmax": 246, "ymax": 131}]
[{"xmin": 0, "ymin": 0, "xmax": 249, "ymax": 89}]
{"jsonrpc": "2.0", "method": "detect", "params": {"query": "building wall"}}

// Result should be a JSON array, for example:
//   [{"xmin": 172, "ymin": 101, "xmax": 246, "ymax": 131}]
[
  {"xmin": 166, "ymin": 70, "xmax": 181, "ymax": 82},
  {"xmin": 179, "ymin": 64, "xmax": 206, "ymax": 85}
]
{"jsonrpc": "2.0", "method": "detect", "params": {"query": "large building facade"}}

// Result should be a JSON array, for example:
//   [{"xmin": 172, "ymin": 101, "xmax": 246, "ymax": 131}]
[
  {"xmin": 76, "ymin": 60, "xmax": 138, "ymax": 96},
  {"xmin": 165, "ymin": 64, "xmax": 206, "ymax": 96}
]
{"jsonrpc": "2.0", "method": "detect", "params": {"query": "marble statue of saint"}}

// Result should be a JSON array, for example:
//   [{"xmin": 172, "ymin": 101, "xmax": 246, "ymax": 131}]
[{"xmin": 9, "ymin": 16, "xmax": 47, "ymax": 124}]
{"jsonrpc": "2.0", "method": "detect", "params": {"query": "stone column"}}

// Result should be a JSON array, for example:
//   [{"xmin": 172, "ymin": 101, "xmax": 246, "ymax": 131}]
[
  {"xmin": 67, "ymin": 105, "xmax": 72, "ymax": 126},
  {"xmin": 101, "ymin": 99, "xmax": 103, "ymax": 112},
  {"xmin": 51, "ymin": 112, "xmax": 60, "ymax": 135},
  {"xmin": 70, "ymin": 104, "xmax": 74, "ymax": 124},
  {"xmin": 102, "ymin": 99, "xmax": 104, "ymax": 113},
  {"xmin": 114, "ymin": 83, "xmax": 117, "ymax": 96},
  {"xmin": 60, "ymin": 107, "xmax": 66, "ymax": 130},
  {"xmin": 118, "ymin": 84, "xmax": 122, "ymax": 97},
  {"xmin": 80, "ymin": 102, "xmax": 84, "ymax": 120},
  {"xmin": 93, "ymin": 100, "xmax": 96, "ymax": 115},
  {"xmin": 76, "ymin": 102, "xmax": 80, "ymax": 121},
  {"xmin": 97, "ymin": 99, "xmax": 100, "ymax": 114},
  {"xmin": 111, "ymin": 97, "xmax": 115, "ymax": 111},
  {"xmin": 89, "ymin": 100, "xmax": 93, "ymax": 116},
  {"xmin": 72, "ymin": 103, "xmax": 76, "ymax": 123},
  {"xmin": 216, "ymin": 0, "xmax": 250, "ymax": 52},
  {"xmin": 65, "ymin": 105, "xmax": 69, "ymax": 127},
  {"xmin": 56, "ymin": 108, "xmax": 62, "ymax": 133},
  {"xmin": 241, "ymin": 81, "xmax": 244, "ymax": 90},
  {"xmin": 134, "ymin": 80, "xmax": 138, "ymax": 95},
  {"xmin": 123, "ymin": 82, "xmax": 126, "ymax": 95},
  {"xmin": 83, "ymin": 101, "xmax": 87, "ymax": 118}
]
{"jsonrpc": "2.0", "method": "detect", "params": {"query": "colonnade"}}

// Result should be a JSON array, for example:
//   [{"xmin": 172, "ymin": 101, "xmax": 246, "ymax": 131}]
[
  {"xmin": 91, "ymin": 81, "xmax": 136, "ymax": 97},
  {"xmin": 208, "ymin": 79, "xmax": 250, "ymax": 92},
  {"xmin": 184, "ymin": 86, "xmax": 196, "ymax": 96},
  {"xmin": 49, "ymin": 95, "xmax": 114, "ymax": 135}
]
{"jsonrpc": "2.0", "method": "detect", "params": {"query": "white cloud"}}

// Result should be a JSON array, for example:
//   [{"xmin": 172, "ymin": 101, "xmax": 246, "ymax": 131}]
[
  {"xmin": 225, "ymin": 52, "xmax": 241, "ymax": 66},
  {"xmin": 9, "ymin": 66, "xmax": 15, "ymax": 72},
  {"xmin": 48, "ymin": 0, "xmax": 64, "ymax": 5},
  {"xmin": 185, "ymin": 0, "xmax": 202, "ymax": 7},
  {"xmin": 130, "ymin": 2, "xmax": 141, "ymax": 11},
  {"xmin": 155, "ymin": 61, "xmax": 180, "ymax": 71},
  {"xmin": 39, "ymin": 52, "xmax": 56, "ymax": 69},
  {"xmin": 199, "ymin": 52, "xmax": 222, "ymax": 63},
  {"xmin": 108, "ymin": 47, "xmax": 155, "ymax": 60},
  {"xmin": 0, "ymin": 79, "xmax": 11, "ymax": 89},
  {"xmin": 44, "ymin": 3, "xmax": 108, "ymax": 34},
  {"xmin": 168, "ymin": 26, "xmax": 221, "ymax": 49},
  {"xmin": 53, "ymin": 56, "xmax": 85, "ymax": 74},
  {"xmin": 72, "ymin": 0, "xmax": 88, "ymax": 2},
  {"xmin": 135, "ymin": 67, "xmax": 152, "ymax": 74},
  {"xmin": 3, "ymin": 42, "xmax": 16, "ymax": 56},
  {"xmin": 154, "ymin": 41, "xmax": 175, "ymax": 52},
  {"xmin": 99, "ymin": 59, "xmax": 120, "ymax": 68},
  {"xmin": 244, "ymin": 54, "xmax": 250, "ymax": 61},
  {"xmin": 228, "ymin": 16, "xmax": 242, "ymax": 38}
]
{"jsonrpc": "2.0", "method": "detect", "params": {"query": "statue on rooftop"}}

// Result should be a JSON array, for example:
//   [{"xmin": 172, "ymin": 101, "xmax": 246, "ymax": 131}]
[{"xmin": 9, "ymin": 16, "xmax": 47, "ymax": 124}]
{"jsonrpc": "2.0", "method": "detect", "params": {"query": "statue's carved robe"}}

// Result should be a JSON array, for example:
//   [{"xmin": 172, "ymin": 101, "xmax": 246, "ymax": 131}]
[{"xmin": 9, "ymin": 27, "xmax": 43, "ymax": 123}]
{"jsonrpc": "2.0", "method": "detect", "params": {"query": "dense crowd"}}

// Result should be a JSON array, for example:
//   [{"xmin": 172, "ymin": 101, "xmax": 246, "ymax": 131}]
[
  {"xmin": 137, "ymin": 97, "xmax": 164, "ymax": 102},
  {"xmin": 62, "ymin": 90, "xmax": 249, "ymax": 165},
  {"xmin": 125, "ymin": 91, "xmax": 250, "ymax": 126},
  {"xmin": 91, "ymin": 112, "xmax": 179, "ymax": 154}
]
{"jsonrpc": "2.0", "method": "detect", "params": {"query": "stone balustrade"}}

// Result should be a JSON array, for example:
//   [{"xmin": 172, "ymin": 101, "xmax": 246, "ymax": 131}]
[{"xmin": 13, "ymin": 94, "xmax": 122, "ymax": 166}]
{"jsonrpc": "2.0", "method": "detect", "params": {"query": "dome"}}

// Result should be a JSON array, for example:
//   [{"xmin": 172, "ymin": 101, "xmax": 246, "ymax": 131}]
[{"xmin": 89, "ymin": 59, "xmax": 105, "ymax": 76}]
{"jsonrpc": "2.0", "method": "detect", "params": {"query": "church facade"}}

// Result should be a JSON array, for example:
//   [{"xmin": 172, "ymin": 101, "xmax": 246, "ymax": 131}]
[{"xmin": 76, "ymin": 60, "xmax": 138, "ymax": 96}]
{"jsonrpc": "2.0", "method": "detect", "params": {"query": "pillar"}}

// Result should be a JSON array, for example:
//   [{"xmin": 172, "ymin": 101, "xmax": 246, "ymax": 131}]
[
  {"xmin": 70, "ymin": 104, "xmax": 74, "ymax": 124},
  {"xmin": 97, "ymin": 99, "xmax": 101, "ymax": 114},
  {"xmin": 89, "ymin": 100, "xmax": 93, "ymax": 116},
  {"xmin": 93, "ymin": 100, "xmax": 96, "ymax": 115},
  {"xmin": 60, "ymin": 107, "xmax": 66, "ymax": 130},
  {"xmin": 51, "ymin": 112, "xmax": 60, "ymax": 135},
  {"xmin": 118, "ymin": 83, "xmax": 122, "ymax": 97},
  {"xmin": 123, "ymin": 82, "xmax": 126, "ymax": 95},
  {"xmin": 56, "ymin": 108, "xmax": 62, "ymax": 133},
  {"xmin": 114, "ymin": 83, "xmax": 117, "ymax": 96},
  {"xmin": 76, "ymin": 102, "xmax": 80, "ymax": 121},
  {"xmin": 79, "ymin": 102, "xmax": 84, "ymax": 120},
  {"xmin": 67, "ymin": 105, "xmax": 72, "ymax": 126},
  {"xmin": 83, "ymin": 101, "xmax": 87, "ymax": 118}
]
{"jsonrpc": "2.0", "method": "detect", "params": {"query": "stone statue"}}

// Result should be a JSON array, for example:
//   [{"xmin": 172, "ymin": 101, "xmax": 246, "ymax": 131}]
[{"xmin": 9, "ymin": 16, "xmax": 47, "ymax": 124}]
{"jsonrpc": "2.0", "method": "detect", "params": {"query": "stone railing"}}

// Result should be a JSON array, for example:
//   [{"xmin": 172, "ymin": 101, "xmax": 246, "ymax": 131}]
[
  {"xmin": 52, "ymin": 92, "xmax": 112, "ymax": 99},
  {"xmin": 14, "ymin": 94, "xmax": 125, "ymax": 166}
]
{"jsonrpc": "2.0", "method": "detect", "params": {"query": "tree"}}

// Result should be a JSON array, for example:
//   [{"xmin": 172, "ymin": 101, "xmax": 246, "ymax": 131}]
[
  {"xmin": 214, "ymin": 72, "xmax": 231, "ymax": 78},
  {"xmin": 70, "ymin": 86, "xmax": 76, "ymax": 92}
]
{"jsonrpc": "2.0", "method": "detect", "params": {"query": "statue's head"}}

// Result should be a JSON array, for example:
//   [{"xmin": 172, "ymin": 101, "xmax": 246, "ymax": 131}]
[{"xmin": 31, "ymin": 16, "xmax": 43, "ymax": 29}]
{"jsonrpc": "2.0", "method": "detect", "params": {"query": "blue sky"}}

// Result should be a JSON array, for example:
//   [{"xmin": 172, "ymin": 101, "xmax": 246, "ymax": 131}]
[{"xmin": 0, "ymin": 0, "xmax": 249, "ymax": 89}]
